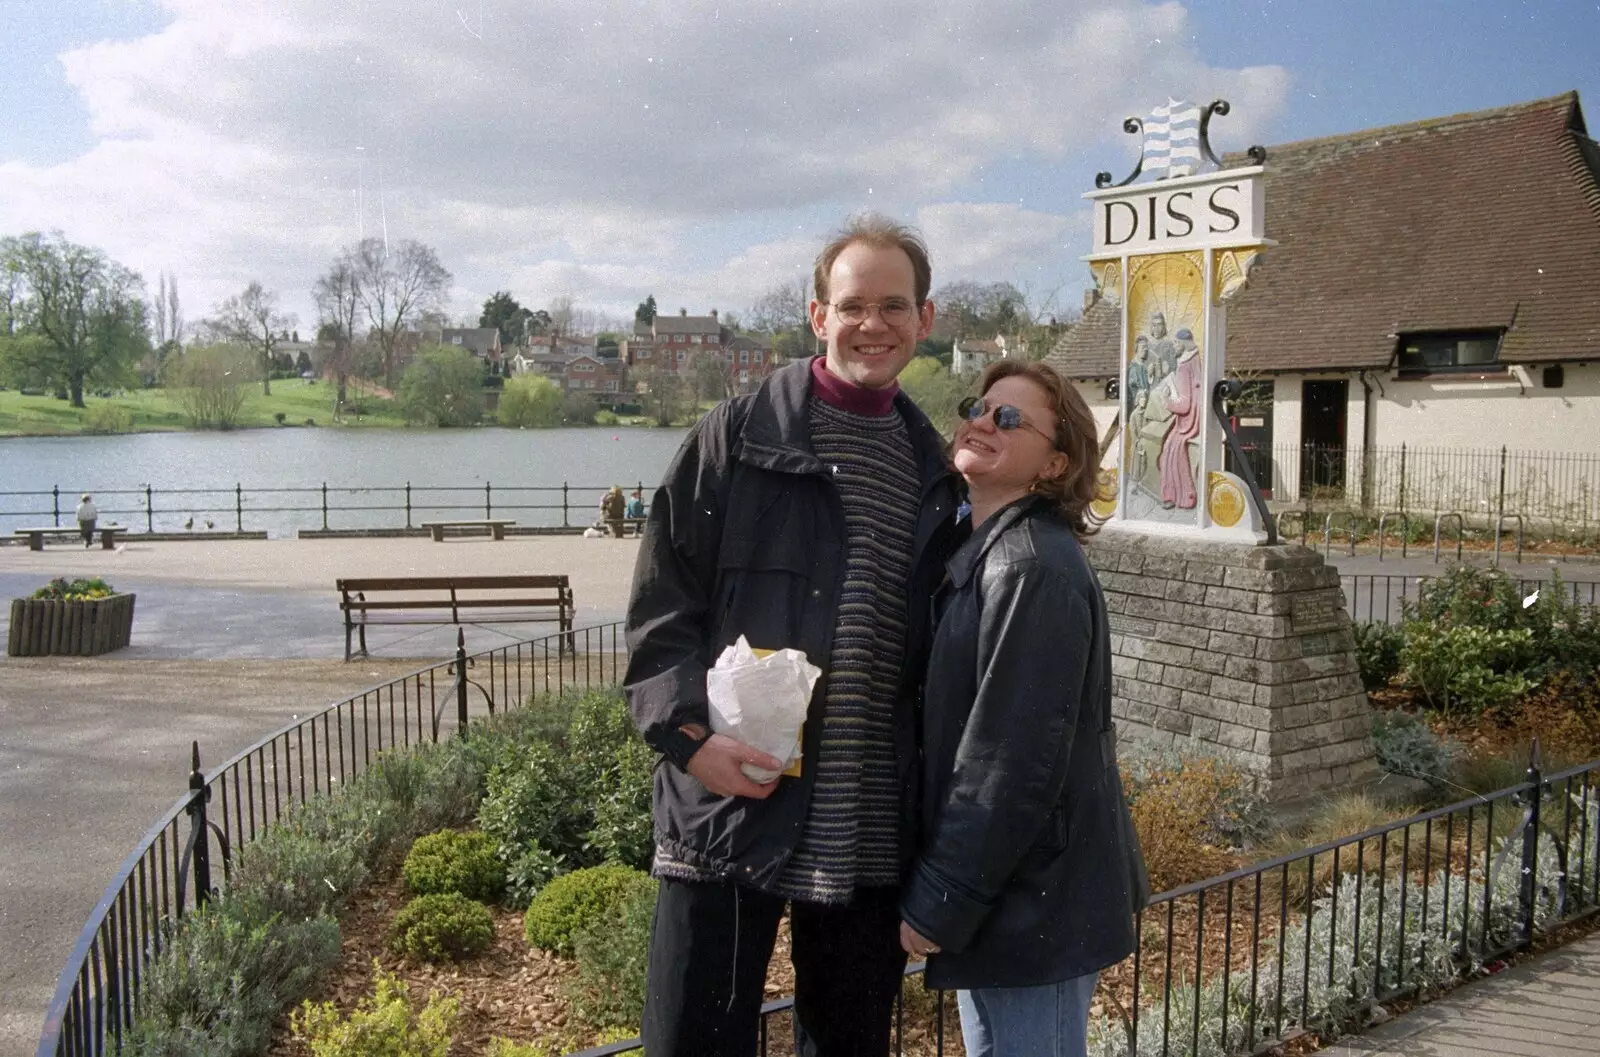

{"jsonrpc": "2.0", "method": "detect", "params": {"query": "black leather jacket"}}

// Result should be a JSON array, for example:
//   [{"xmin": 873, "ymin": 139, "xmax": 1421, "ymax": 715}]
[
  {"xmin": 624, "ymin": 358, "xmax": 963, "ymax": 891},
  {"xmin": 901, "ymin": 496, "xmax": 1149, "ymax": 990}
]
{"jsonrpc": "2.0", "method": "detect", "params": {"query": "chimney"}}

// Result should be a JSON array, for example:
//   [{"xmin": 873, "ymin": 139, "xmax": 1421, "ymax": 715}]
[
  {"xmin": 679, "ymin": 307, "xmax": 688, "ymax": 316},
  {"xmin": 710, "ymin": 309, "xmax": 718, "ymax": 320}
]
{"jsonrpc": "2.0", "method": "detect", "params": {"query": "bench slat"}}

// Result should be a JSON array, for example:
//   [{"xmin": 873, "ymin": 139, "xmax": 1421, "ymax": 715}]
[
  {"xmin": 342, "ymin": 598, "xmax": 568, "ymax": 612},
  {"xmin": 338, "ymin": 575, "xmax": 568, "ymax": 591}
]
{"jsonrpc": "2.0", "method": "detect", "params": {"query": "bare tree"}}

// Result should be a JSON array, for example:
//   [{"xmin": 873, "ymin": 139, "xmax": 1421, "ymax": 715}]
[
  {"xmin": 349, "ymin": 238, "xmax": 451, "ymax": 389},
  {"xmin": 747, "ymin": 277, "xmax": 814, "ymax": 363},
  {"xmin": 313, "ymin": 255, "xmax": 362, "ymax": 407},
  {"xmin": 152, "ymin": 272, "xmax": 183, "ymax": 349},
  {"xmin": 207, "ymin": 281, "xmax": 295, "ymax": 395}
]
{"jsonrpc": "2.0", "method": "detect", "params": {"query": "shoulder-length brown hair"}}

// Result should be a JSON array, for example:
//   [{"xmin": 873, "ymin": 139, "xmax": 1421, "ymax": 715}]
[{"xmin": 976, "ymin": 360, "xmax": 1104, "ymax": 541}]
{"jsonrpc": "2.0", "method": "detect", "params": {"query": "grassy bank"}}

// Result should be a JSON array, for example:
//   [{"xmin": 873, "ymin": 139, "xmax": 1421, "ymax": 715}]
[{"xmin": 1, "ymin": 383, "xmax": 402, "ymax": 435}]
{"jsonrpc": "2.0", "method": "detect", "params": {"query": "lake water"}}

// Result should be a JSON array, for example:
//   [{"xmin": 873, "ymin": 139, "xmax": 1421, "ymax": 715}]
[{"xmin": 0, "ymin": 427, "xmax": 690, "ymax": 537}]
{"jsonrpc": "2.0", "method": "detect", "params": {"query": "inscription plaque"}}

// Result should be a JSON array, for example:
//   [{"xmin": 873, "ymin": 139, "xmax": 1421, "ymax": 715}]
[
  {"xmin": 1108, "ymin": 614, "xmax": 1158, "ymax": 638},
  {"xmin": 1291, "ymin": 592, "xmax": 1345, "ymax": 633}
]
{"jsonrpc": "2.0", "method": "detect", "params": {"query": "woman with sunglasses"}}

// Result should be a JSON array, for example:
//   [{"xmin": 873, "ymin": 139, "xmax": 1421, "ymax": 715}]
[{"xmin": 899, "ymin": 360, "xmax": 1148, "ymax": 1057}]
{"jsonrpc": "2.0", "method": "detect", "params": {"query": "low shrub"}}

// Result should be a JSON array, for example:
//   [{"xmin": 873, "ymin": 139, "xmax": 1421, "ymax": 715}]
[
  {"xmin": 123, "ymin": 897, "xmax": 340, "ymax": 1057},
  {"xmin": 504, "ymin": 842, "xmax": 563, "ymax": 910},
  {"xmin": 84, "ymin": 401, "xmax": 135, "ymax": 433},
  {"xmin": 479, "ymin": 742, "xmax": 590, "ymax": 870},
  {"xmin": 1400, "ymin": 623, "xmax": 1536, "ymax": 713},
  {"xmin": 568, "ymin": 879, "xmax": 655, "ymax": 1030},
  {"xmin": 1255, "ymin": 792, "xmax": 1436, "ymax": 909},
  {"xmin": 485, "ymin": 1040, "xmax": 555, "ymax": 1057},
  {"xmin": 228, "ymin": 820, "xmax": 369, "ymax": 922},
  {"xmin": 1352, "ymin": 621, "xmax": 1403, "ymax": 690},
  {"xmin": 293, "ymin": 963, "xmax": 459, "ymax": 1057},
  {"xmin": 1371, "ymin": 710, "xmax": 1460, "ymax": 787},
  {"xmin": 402, "ymin": 829, "xmax": 506, "ymax": 902},
  {"xmin": 584, "ymin": 737, "xmax": 656, "ymax": 870},
  {"xmin": 1119, "ymin": 753, "xmax": 1266, "ymax": 893},
  {"xmin": 388, "ymin": 892, "xmax": 496, "ymax": 963},
  {"xmin": 524, "ymin": 864, "xmax": 654, "ymax": 956}
]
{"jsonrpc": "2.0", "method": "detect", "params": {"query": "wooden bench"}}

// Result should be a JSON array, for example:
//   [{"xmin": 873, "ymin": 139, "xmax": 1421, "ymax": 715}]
[
  {"xmin": 419, "ymin": 518, "xmax": 516, "ymax": 542},
  {"xmin": 12, "ymin": 524, "xmax": 126, "ymax": 551},
  {"xmin": 336, "ymin": 575, "xmax": 574, "ymax": 660}
]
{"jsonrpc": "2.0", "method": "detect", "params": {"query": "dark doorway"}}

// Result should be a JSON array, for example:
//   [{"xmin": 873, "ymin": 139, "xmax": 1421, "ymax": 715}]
[
  {"xmin": 1300, "ymin": 379, "xmax": 1348, "ymax": 497},
  {"xmin": 1225, "ymin": 380, "xmax": 1275, "ymax": 497}
]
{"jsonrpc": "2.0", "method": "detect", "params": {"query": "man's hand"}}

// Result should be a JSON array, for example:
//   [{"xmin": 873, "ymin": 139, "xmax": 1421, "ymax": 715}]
[
  {"xmin": 684, "ymin": 733, "xmax": 785, "ymax": 799},
  {"xmin": 900, "ymin": 921, "xmax": 941, "ymax": 959}
]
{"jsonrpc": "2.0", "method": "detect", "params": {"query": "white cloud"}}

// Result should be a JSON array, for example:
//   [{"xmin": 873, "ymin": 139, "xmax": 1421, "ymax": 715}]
[{"xmin": 0, "ymin": 0, "xmax": 1290, "ymax": 326}]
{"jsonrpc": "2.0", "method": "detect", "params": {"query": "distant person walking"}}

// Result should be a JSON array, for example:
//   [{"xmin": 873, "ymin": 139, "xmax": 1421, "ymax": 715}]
[
  {"xmin": 601, "ymin": 485, "xmax": 628, "ymax": 538},
  {"xmin": 75, "ymin": 494, "xmax": 98, "ymax": 548}
]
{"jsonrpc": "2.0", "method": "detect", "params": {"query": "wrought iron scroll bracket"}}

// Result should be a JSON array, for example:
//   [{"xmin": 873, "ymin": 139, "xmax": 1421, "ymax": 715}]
[
  {"xmin": 1094, "ymin": 117, "xmax": 1146, "ymax": 189},
  {"xmin": 1212, "ymin": 380, "xmax": 1279, "ymax": 545}
]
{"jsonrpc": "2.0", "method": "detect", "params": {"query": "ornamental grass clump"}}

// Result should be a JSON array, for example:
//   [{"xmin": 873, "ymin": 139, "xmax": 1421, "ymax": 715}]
[
  {"xmin": 293, "ymin": 963, "xmax": 458, "ymax": 1057},
  {"xmin": 402, "ymin": 829, "xmax": 506, "ymax": 902},
  {"xmin": 388, "ymin": 893, "xmax": 496, "ymax": 963}
]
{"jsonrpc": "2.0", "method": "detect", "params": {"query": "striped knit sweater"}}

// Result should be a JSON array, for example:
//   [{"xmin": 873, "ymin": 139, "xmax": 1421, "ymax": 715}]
[{"xmin": 773, "ymin": 396, "xmax": 921, "ymax": 903}]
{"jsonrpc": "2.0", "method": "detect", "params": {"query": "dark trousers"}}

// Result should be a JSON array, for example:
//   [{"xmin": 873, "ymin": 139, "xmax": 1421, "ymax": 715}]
[
  {"xmin": 78, "ymin": 519, "xmax": 95, "ymax": 546},
  {"xmin": 643, "ymin": 877, "xmax": 907, "ymax": 1057}
]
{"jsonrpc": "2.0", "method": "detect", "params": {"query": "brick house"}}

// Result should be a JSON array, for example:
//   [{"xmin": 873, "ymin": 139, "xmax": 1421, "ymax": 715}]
[
  {"xmin": 1047, "ymin": 91, "xmax": 1600, "ymax": 514},
  {"xmin": 622, "ymin": 308, "xmax": 776, "ymax": 395},
  {"xmin": 437, "ymin": 327, "xmax": 503, "ymax": 369}
]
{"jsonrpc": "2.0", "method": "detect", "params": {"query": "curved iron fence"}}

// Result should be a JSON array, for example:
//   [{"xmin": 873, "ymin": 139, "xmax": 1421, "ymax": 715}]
[
  {"xmin": 36, "ymin": 617, "xmax": 1600, "ymax": 1057},
  {"xmin": 36, "ymin": 622, "xmax": 627, "ymax": 1057}
]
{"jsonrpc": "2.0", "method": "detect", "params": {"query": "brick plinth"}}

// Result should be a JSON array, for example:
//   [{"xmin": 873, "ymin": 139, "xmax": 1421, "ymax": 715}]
[{"xmin": 1085, "ymin": 528, "xmax": 1378, "ymax": 801}]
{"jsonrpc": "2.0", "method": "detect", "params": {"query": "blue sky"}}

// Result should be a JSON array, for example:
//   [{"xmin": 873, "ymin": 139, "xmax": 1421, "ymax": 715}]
[{"xmin": 1, "ymin": 1, "xmax": 1596, "ymax": 330}]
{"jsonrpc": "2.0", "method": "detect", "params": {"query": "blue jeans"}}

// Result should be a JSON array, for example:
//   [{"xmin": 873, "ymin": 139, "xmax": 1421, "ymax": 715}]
[{"xmin": 956, "ymin": 972, "xmax": 1099, "ymax": 1057}]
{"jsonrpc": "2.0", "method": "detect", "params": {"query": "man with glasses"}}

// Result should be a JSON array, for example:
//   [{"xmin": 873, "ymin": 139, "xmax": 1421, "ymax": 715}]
[{"xmin": 625, "ymin": 213, "xmax": 964, "ymax": 1056}]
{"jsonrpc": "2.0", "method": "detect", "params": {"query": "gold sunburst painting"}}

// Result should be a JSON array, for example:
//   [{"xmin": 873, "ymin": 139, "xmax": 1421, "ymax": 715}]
[{"xmin": 1121, "ymin": 253, "xmax": 1206, "ymax": 524}]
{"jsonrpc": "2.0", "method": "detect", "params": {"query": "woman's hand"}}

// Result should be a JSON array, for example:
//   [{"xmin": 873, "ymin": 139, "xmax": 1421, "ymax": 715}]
[{"xmin": 899, "ymin": 921, "xmax": 941, "ymax": 959}]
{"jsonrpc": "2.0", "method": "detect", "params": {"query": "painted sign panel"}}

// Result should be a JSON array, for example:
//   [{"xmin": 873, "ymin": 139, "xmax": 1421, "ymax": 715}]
[{"xmin": 1090, "ymin": 173, "xmax": 1263, "ymax": 256}]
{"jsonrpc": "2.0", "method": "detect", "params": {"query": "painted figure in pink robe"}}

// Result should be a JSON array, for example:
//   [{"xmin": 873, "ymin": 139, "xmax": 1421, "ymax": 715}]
[{"xmin": 1158, "ymin": 334, "xmax": 1202, "ymax": 509}]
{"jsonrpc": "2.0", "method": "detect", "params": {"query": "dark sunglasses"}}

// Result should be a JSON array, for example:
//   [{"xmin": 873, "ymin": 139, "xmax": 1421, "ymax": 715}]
[{"xmin": 957, "ymin": 395, "xmax": 1056, "ymax": 444}]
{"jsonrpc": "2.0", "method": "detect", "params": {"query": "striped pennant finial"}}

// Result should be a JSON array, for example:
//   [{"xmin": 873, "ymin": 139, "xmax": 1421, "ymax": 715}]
[{"xmin": 1143, "ymin": 98, "xmax": 1206, "ymax": 178}]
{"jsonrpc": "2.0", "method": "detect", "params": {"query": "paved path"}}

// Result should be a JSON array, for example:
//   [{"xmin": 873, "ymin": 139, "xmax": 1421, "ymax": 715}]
[
  {"xmin": 0, "ymin": 535, "xmax": 641, "ymax": 1057},
  {"xmin": 1320, "ymin": 929, "xmax": 1600, "ymax": 1056}
]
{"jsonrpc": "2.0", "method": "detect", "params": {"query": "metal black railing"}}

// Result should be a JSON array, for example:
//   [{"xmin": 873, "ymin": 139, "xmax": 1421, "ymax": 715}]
[
  {"xmin": 1341, "ymin": 573, "xmax": 1600, "ymax": 625},
  {"xmin": 0, "ymin": 482, "xmax": 651, "ymax": 538},
  {"xmin": 1230, "ymin": 443, "xmax": 1600, "ymax": 525},
  {"xmin": 566, "ymin": 747, "xmax": 1600, "ymax": 1057},
  {"xmin": 37, "ymin": 622, "xmax": 627, "ymax": 1057}
]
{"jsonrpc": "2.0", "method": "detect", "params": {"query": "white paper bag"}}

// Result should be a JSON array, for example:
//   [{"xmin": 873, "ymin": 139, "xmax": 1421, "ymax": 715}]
[{"xmin": 706, "ymin": 636, "xmax": 821, "ymax": 783}]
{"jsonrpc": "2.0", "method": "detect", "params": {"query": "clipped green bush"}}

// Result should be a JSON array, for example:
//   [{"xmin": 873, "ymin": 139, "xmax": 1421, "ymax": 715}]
[
  {"xmin": 1371, "ymin": 710, "xmax": 1461, "ymax": 788},
  {"xmin": 569, "ymin": 879, "xmax": 655, "ymax": 1030},
  {"xmin": 1352, "ymin": 621, "xmax": 1404, "ymax": 690},
  {"xmin": 1400, "ymin": 622, "xmax": 1536, "ymax": 713},
  {"xmin": 293, "ymin": 963, "xmax": 459, "ymax": 1057},
  {"xmin": 402, "ymin": 829, "xmax": 506, "ymax": 902},
  {"xmin": 388, "ymin": 892, "xmax": 496, "ymax": 963},
  {"xmin": 123, "ymin": 896, "xmax": 340, "ymax": 1057},
  {"xmin": 524, "ymin": 865, "xmax": 653, "ymax": 956}
]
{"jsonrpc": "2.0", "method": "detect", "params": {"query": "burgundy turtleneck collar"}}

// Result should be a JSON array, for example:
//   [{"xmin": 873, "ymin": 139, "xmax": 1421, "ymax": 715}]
[{"xmin": 809, "ymin": 356, "xmax": 899, "ymax": 417}]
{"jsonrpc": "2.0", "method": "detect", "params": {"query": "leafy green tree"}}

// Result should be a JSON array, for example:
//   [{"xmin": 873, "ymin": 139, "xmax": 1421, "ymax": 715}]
[
  {"xmin": 0, "ymin": 231, "xmax": 149, "ymax": 406},
  {"xmin": 497, "ymin": 374, "xmax": 564, "ymax": 427},
  {"xmin": 898, "ymin": 356, "xmax": 973, "ymax": 436},
  {"xmin": 634, "ymin": 295, "xmax": 657, "ymax": 326},
  {"xmin": 632, "ymin": 364, "xmax": 692, "ymax": 426},
  {"xmin": 398, "ymin": 344, "xmax": 485, "ymax": 427},
  {"xmin": 481, "ymin": 290, "xmax": 538, "ymax": 347}
]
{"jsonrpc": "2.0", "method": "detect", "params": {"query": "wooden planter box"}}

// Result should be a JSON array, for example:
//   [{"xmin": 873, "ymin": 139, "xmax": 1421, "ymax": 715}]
[{"xmin": 7, "ymin": 593, "xmax": 136, "ymax": 657}]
